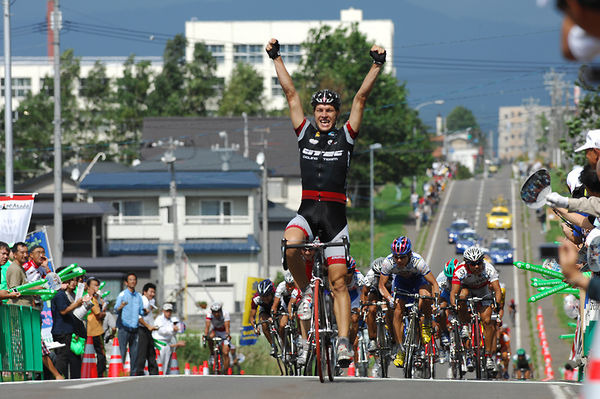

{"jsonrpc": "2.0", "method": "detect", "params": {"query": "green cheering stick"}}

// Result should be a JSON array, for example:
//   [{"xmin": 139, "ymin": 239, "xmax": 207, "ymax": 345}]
[
  {"xmin": 60, "ymin": 267, "xmax": 86, "ymax": 282},
  {"xmin": 514, "ymin": 261, "xmax": 564, "ymax": 279},
  {"xmin": 20, "ymin": 289, "xmax": 57, "ymax": 298},
  {"xmin": 559, "ymin": 334, "xmax": 575, "ymax": 340},
  {"xmin": 536, "ymin": 286, "xmax": 580, "ymax": 297},
  {"xmin": 528, "ymin": 282, "xmax": 569, "ymax": 302},
  {"xmin": 57, "ymin": 264, "xmax": 77, "ymax": 278},
  {"xmin": 101, "ymin": 290, "xmax": 110, "ymax": 299},
  {"xmin": 154, "ymin": 338, "xmax": 167, "ymax": 349},
  {"xmin": 531, "ymin": 278, "xmax": 563, "ymax": 287}
]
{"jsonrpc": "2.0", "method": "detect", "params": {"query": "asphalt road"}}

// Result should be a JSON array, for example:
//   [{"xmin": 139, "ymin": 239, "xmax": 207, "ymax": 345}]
[{"xmin": 0, "ymin": 375, "xmax": 580, "ymax": 399}]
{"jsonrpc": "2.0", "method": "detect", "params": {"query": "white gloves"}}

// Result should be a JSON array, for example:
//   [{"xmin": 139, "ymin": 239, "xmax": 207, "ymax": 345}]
[{"xmin": 546, "ymin": 192, "xmax": 569, "ymax": 209}]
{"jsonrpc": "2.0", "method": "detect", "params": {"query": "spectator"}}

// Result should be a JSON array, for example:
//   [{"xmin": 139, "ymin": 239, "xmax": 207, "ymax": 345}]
[
  {"xmin": 42, "ymin": 340, "xmax": 64, "ymax": 380},
  {"xmin": 153, "ymin": 303, "xmax": 179, "ymax": 375},
  {"xmin": 102, "ymin": 302, "xmax": 117, "ymax": 344},
  {"xmin": 6, "ymin": 242, "xmax": 35, "ymax": 307},
  {"xmin": 23, "ymin": 245, "xmax": 50, "ymax": 282},
  {"xmin": 558, "ymin": 0, "xmax": 600, "ymax": 61},
  {"xmin": 115, "ymin": 272, "xmax": 144, "ymax": 375},
  {"xmin": 410, "ymin": 191, "xmax": 418, "ymax": 213},
  {"xmin": 134, "ymin": 283, "xmax": 159, "ymax": 376},
  {"xmin": 0, "ymin": 241, "xmax": 11, "ymax": 291},
  {"xmin": 86, "ymin": 276, "xmax": 107, "ymax": 377},
  {"xmin": 51, "ymin": 271, "xmax": 84, "ymax": 379}
]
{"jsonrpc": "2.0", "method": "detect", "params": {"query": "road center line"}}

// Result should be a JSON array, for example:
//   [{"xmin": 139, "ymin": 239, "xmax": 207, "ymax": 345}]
[
  {"xmin": 511, "ymin": 180, "xmax": 522, "ymax": 350},
  {"xmin": 425, "ymin": 180, "xmax": 454, "ymax": 265},
  {"xmin": 474, "ymin": 179, "xmax": 484, "ymax": 229},
  {"xmin": 62, "ymin": 378, "xmax": 132, "ymax": 390}
]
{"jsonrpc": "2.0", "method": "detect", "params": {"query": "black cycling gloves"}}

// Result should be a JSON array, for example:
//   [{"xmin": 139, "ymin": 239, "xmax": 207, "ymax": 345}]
[
  {"xmin": 266, "ymin": 40, "xmax": 281, "ymax": 60},
  {"xmin": 370, "ymin": 49, "xmax": 386, "ymax": 65}
]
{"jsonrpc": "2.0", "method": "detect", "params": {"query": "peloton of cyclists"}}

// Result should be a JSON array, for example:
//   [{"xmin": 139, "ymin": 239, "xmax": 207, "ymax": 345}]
[
  {"xmin": 450, "ymin": 246, "xmax": 504, "ymax": 373},
  {"xmin": 249, "ymin": 279, "xmax": 278, "ymax": 357},
  {"xmin": 204, "ymin": 301, "xmax": 234, "ymax": 374},
  {"xmin": 378, "ymin": 236, "xmax": 440, "ymax": 368}
]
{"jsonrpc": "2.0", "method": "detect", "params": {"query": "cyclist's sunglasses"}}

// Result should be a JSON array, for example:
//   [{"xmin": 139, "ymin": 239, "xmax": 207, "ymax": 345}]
[
  {"xmin": 466, "ymin": 260, "xmax": 483, "ymax": 266},
  {"xmin": 393, "ymin": 252, "xmax": 411, "ymax": 260}
]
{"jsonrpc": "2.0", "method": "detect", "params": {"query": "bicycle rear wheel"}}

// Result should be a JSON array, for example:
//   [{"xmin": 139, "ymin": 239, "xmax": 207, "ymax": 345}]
[
  {"xmin": 404, "ymin": 316, "xmax": 416, "ymax": 379},
  {"xmin": 313, "ymin": 280, "xmax": 324, "ymax": 383},
  {"xmin": 377, "ymin": 323, "xmax": 390, "ymax": 378},
  {"xmin": 473, "ymin": 321, "xmax": 483, "ymax": 380}
]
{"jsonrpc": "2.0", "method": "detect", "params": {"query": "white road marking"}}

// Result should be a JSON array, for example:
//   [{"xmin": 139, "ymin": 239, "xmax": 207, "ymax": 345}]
[
  {"xmin": 474, "ymin": 180, "xmax": 485, "ymax": 229},
  {"xmin": 426, "ymin": 180, "xmax": 455, "ymax": 265},
  {"xmin": 511, "ymin": 180, "xmax": 522, "ymax": 350},
  {"xmin": 549, "ymin": 384, "xmax": 569, "ymax": 399},
  {"xmin": 62, "ymin": 378, "xmax": 133, "ymax": 390}
]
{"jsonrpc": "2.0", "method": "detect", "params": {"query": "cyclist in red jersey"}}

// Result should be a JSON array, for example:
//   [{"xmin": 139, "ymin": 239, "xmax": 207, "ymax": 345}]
[{"xmin": 266, "ymin": 38, "xmax": 385, "ymax": 368}]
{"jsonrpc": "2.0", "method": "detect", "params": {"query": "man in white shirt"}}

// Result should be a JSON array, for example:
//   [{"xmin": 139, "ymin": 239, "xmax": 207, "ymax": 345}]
[{"xmin": 153, "ymin": 303, "xmax": 179, "ymax": 375}]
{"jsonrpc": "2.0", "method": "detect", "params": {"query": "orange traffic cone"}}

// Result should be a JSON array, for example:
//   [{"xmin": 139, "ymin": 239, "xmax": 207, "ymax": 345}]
[
  {"xmin": 81, "ymin": 336, "xmax": 98, "ymax": 378},
  {"xmin": 123, "ymin": 349, "xmax": 131, "ymax": 375},
  {"xmin": 240, "ymin": 369, "xmax": 245, "ymax": 375},
  {"xmin": 184, "ymin": 362, "xmax": 191, "ymax": 375},
  {"xmin": 347, "ymin": 361, "xmax": 356, "ymax": 377},
  {"xmin": 108, "ymin": 337, "xmax": 123, "ymax": 377},
  {"xmin": 227, "ymin": 367, "xmax": 232, "ymax": 375},
  {"xmin": 144, "ymin": 360, "xmax": 149, "ymax": 375},
  {"xmin": 155, "ymin": 348, "xmax": 164, "ymax": 375},
  {"xmin": 202, "ymin": 360, "xmax": 209, "ymax": 375},
  {"xmin": 169, "ymin": 351, "xmax": 180, "ymax": 375},
  {"xmin": 192, "ymin": 365, "xmax": 198, "ymax": 375},
  {"xmin": 584, "ymin": 321, "xmax": 600, "ymax": 398}
]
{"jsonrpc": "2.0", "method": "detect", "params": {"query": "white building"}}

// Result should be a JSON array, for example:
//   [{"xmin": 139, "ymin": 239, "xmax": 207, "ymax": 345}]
[
  {"xmin": 497, "ymin": 105, "xmax": 551, "ymax": 161},
  {"xmin": 185, "ymin": 8, "xmax": 394, "ymax": 110},
  {"xmin": 444, "ymin": 131, "xmax": 479, "ymax": 173},
  {"xmin": 0, "ymin": 56, "xmax": 163, "ymax": 110}
]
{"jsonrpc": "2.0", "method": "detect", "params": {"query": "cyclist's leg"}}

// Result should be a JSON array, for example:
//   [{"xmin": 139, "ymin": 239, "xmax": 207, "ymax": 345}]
[
  {"xmin": 284, "ymin": 221, "xmax": 312, "ymax": 291},
  {"xmin": 222, "ymin": 341, "xmax": 230, "ymax": 373},
  {"xmin": 418, "ymin": 282, "xmax": 434, "ymax": 342},
  {"xmin": 457, "ymin": 288, "xmax": 470, "ymax": 324},
  {"xmin": 479, "ymin": 305, "xmax": 495, "ymax": 356},
  {"xmin": 279, "ymin": 313, "xmax": 289, "ymax": 338},
  {"xmin": 259, "ymin": 311, "xmax": 274, "ymax": 346},
  {"xmin": 348, "ymin": 288, "xmax": 361, "ymax": 345},
  {"xmin": 392, "ymin": 299, "xmax": 406, "ymax": 345},
  {"xmin": 366, "ymin": 291, "xmax": 378, "ymax": 341},
  {"xmin": 438, "ymin": 295, "xmax": 450, "ymax": 336},
  {"xmin": 208, "ymin": 330, "xmax": 216, "ymax": 355}
]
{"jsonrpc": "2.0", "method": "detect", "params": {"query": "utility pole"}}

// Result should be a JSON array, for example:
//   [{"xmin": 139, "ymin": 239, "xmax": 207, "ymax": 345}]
[
  {"xmin": 369, "ymin": 143, "xmax": 382, "ymax": 264},
  {"xmin": 160, "ymin": 137, "xmax": 184, "ymax": 315},
  {"xmin": 52, "ymin": 0, "xmax": 63, "ymax": 268},
  {"xmin": 242, "ymin": 112, "xmax": 249, "ymax": 158},
  {"xmin": 3, "ymin": 0, "xmax": 13, "ymax": 193},
  {"xmin": 543, "ymin": 69, "xmax": 569, "ymax": 168},
  {"xmin": 253, "ymin": 128, "xmax": 270, "ymax": 278}
]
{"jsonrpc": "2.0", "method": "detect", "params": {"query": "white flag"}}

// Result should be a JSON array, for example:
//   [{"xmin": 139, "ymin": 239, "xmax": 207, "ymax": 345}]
[{"xmin": 0, "ymin": 194, "xmax": 35, "ymax": 244}]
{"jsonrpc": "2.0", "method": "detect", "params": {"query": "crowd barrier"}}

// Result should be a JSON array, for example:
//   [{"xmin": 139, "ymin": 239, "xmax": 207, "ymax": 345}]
[{"xmin": 0, "ymin": 304, "xmax": 43, "ymax": 381}]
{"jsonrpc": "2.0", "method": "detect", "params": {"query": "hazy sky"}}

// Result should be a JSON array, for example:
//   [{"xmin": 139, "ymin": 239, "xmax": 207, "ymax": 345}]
[{"xmin": 3, "ymin": 0, "xmax": 578, "ymax": 134}]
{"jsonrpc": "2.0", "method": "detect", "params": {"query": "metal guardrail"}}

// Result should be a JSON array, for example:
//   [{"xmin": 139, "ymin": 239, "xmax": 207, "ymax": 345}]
[{"xmin": 0, "ymin": 304, "xmax": 43, "ymax": 381}]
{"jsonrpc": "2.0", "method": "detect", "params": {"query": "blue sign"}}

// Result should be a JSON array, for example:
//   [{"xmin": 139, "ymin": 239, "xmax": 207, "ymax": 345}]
[{"xmin": 239, "ymin": 325, "xmax": 258, "ymax": 346}]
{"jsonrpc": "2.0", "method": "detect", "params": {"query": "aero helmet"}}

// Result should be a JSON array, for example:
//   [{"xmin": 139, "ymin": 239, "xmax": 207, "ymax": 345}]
[{"xmin": 463, "ymin": 246, "xmax": 485, "ymax": 263}]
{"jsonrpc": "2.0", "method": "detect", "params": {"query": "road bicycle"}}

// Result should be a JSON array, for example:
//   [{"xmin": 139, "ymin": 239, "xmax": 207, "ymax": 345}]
[
  {"xmin": 447, "ymin": 309, "xmax": 467, "ymax": 380},
  {"xmin": 277, "ymin": 310, "xmax": 301, "ymax": 376},
  {"xmin": 203, "ymin": 335, "xmax": 225, "ymax": 375},
  {"xmin": 459, "ymin": 295, "xmax": 498, "ymax": 380},
  {"xmin": 396, "ymin": 291, "xmax": 437, "ymax": 379},
  {"xmin": 256, "ymin": 318, "xmax": 285, "ymax": 375},
  {"xmin": 282, "ymin": 236, "xmax": 349, "ymax": 383},
  {"xmin": 355, "ymin": 315, "xmax": 370, "ymax": 377},
  {"xmin": 362, "ymin": 300, "xmax": 392, "ymax": 378}
]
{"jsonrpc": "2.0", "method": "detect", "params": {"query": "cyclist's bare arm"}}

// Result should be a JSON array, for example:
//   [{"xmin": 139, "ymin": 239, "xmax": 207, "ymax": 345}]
[
  {"xmin": 424, "ymin": 272, "xmax": 440, "ymax": 297},
  {"xmin": 348, "ymin": 45, "xmax": 385, "ymax": 132},
  {"xmin": 378, "ymin": 274, "xmax": 393, "ymax": 302},
  {"xmin": 225, "ymin": 320, "xmax": 231, "ymax": 337},
  {"xmin": 271, "ymin": 297, "xmax": 281, "ymax": 315},
  {"xmin": 449, "ymin": 283, "xmax": 461, "ymax": 307},
  {"xmin": 267, "ymin": 38, "xmax": 304, "ymax": 129},
  {"xmin": 490, "ymin": 280, "xmax": 503, "ymax": 309},
  {"xmin": 204, "ymin": 320, "xmax": 211, "ymax": 336},
  {"xmin": 360, "ymin": 285, "xmax": 369, "ymax": 304},
  {"xmin": 249, "ymin": 308, "xmax": 257, "ymax": 327}
]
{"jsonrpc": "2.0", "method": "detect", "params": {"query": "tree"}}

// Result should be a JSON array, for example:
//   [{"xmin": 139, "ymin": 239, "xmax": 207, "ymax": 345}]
[
  {"xmin": 147, "ymin": 34, "xmax": 187, "ymax": 116},
  {"xmin": 218, "ymin": 62, "xmax": 265, "ymax": 116},
  {"xmin": 564, "ymin": 88, "xmax": 600, "ymax": 166},
  {"xmin": 112, "ymin": 55, "xmax": 153, "ymax": 163},
  {"xmin": 182, "ymin": 42, "xmax": 219, "ymax": 116},
  {"xmin": 292, "ymin": 24, "xmax": 430, "ymax": 205},
  {"xmin": 446, "ymin": 106, "xmax": 479, "ymax": 132}
]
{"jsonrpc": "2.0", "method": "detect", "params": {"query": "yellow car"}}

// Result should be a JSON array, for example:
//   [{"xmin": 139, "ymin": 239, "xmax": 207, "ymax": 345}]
[{"xmin": 486, "ymin": 206, "xmax": 512, "ymax": 229}]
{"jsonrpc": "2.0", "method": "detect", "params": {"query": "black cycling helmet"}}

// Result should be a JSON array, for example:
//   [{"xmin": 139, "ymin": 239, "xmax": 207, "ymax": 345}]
[{"xmin": 311, "ymin": 89, "xmax": 341, "ymax": 110}]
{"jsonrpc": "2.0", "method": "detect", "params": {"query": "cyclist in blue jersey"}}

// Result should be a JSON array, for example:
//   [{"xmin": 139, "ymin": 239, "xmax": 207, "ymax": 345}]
[
  {"xmin": 267, "ymin": 38, "xmax": 385, "ymax": 368},
  {"xmin": 378, "ymin": 236, "xmax": 440, "ymax": 368}
]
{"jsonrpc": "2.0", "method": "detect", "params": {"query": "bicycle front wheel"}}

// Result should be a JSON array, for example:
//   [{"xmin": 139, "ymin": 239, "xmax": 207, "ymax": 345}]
[{"xmin": 313, "ymin": 280, "xmax": 324, "ymax": 383}]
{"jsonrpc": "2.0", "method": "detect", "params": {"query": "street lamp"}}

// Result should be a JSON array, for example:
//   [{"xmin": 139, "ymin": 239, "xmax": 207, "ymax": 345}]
[
  {"xmin": 256, "ymin": 152, "xmax": 268, "ymax": 278},
  {"xmin": 369, "ymin": 143, "xmax": 382, "ymax": 264},
  {"xmin": 414, "ymin": 99, "xmax": 445, "ymax": 111}
]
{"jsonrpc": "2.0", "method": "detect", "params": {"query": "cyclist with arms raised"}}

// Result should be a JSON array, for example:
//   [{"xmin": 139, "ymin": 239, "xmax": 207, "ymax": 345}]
[
  {"xmin": 266, "ymin": 38, "xmax": 385, "ymax": 367},
  {"xmin": 378, "ymin": 236, "xmax": 440, "ymax": 368},
  {"xmin": 450, "ymin": 246, "xmax": 503, "ymax": 373}
]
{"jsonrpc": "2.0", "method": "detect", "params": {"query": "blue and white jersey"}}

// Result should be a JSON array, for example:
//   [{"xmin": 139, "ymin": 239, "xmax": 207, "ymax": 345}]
[
  {"xmin": 380, "ymin": 252, "xmax": 431, "ymax": 279},
  {"xmin": 347, "ymin": 270, "xmax": 365, "ymax": 291},
  {"xmin": 436, "ymin": 271, "xmax": 452, "ymax": 292}
]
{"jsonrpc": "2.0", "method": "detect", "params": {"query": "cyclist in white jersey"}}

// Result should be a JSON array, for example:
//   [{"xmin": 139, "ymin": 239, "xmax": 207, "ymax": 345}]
[
  {"xmin": 204, "ymin": 302, "xmax": 233, "ymax": 373},
  {"xmin": 272, "ymin": 271, "xmax": 300, "ymax": 338},
  {"xmin": 378, "ymin": 236, "xmax": 440, "ymax": 368},
  {"xmin": 450, "ymin": 246, "xmax": 503, "ymax": 373},
  {"xmin": 345, "ymin": 257, "xmax": 365, "ymax": 353}
]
